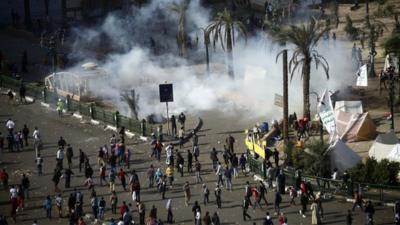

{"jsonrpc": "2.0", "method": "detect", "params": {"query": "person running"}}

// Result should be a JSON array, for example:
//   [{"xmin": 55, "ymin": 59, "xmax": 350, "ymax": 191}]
[
  {"xmin": 274, "ymin": 189, "xmax": 282, "ymax": 215},
  {"xmin": 187, "ymin": 149, "xmax": 193, "ymax": 173},
  {"xmin": 352, "ymin": 190, "xmax": 364, "ymax": 211},
  {"xmin": 178, "ymin": 112, "xmax": 186, "ymax": 130},
  {"xmin": 56, "ymin": 99, "xmax": 64, "ymax": 117},
  {"xmin": 210, "ymin": 148, "xmax": 218, "ymax": 172},
  {"xmin": 79, "ymin": 149, "xmax": 85, "ymax": 173},
  {"xmin": 138, "ymin": 201, "xmax": 145, "ymax": 225},
  {"xmin": 22, "ymin": 124, "xmax": 29, "ymax": 146},
  {"xmin": 55, "ymin": 194, "xmax": 63, "ymax": 218},
  {"xmin": 165, "ymin": 165, "xmax": 174, "ymax": 187},
  {"xmin": 215, "ymin": 184, "xmax": 222, "ymax": 209},
  {"xmin": 195, "ymin": 160, "xmax": 203, "ymax": 183},
  {"xmin": 224, "ymin": 166, "xmax": 233, "ymax": 191},
  {"xmin": 216, "ymin": 162, "xmax": 224, "ymax": 186},
  {"xmin": 43, "ymin": 195, "xmax": 52, "ymax": 219},
  {"xmin": 242, "ymin": 196, "xmax": 251, "ymax": 221},
  {"xmin": 99, "ymin": 163, "xmax": 107, "ymax": 186},
  {"xmin": 183, "ymin": 181, "xmax": 191, "ymax": 206},
  {"xmin": 98, "ymin": 197, "xmax": 106, "ymax": 220},
  {"xmin": 118, "ymin": 168, "xmax": 127, "ymax": 191},
  {"xmin": 211, "ymin": 212, "xmax": 220, "ymax": 225},
  {"xmin": 202, "ymin": 184, "xmax": 210, "ymax": 205},
  {"xmin": 110, "ymin": 191, "xmax": 118, "ymax": 214}
]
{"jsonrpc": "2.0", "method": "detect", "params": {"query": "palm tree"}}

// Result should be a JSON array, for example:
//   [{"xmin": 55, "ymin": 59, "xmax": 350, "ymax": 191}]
[
  {"xmin": 278, "ymin": 17, "xmax": 330, "ymax": 118},
  {"xmin": 197, "ymin": 28, "xmax": 211, "ymax": 76},
  {"xmin": 170, "ymin": 0, "xmax": 189, "ymax": 57},
  {"xmin": 206, "ymin": 8, "xmax": 246, "ymax": 79}
]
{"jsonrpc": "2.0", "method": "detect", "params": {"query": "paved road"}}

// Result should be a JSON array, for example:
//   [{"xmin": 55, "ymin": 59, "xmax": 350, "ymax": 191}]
[{"xmin": 0, "ymin": 96, "xmax": 395, "ymax": 225}]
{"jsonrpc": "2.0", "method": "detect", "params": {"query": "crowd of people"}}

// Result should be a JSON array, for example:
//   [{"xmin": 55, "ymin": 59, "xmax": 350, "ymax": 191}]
[{"xmin": 0, "ymin": 113, "xmax": 399, "ymax": 225}]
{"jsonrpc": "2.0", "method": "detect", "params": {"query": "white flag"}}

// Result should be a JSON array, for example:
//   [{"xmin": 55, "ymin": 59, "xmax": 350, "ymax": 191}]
[
  {"xmin": 356, "ymin": 64, "xmax": 368, "ymax": 87},
  {"xmin": 318, "ymin": 90, "xmax": 337, "ymax": 141}
]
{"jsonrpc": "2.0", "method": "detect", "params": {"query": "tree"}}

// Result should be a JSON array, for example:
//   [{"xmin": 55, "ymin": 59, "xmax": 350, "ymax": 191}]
[
  {"xmin": 24, "ymin": 0, "xmax": 32, "ymax": 29},
  {"xmin": 206, "ymin": 8, "xmax": 246, "ymax": 79},
  {"xmin": 170, "ymin": 0, "xmax": 189, "ymax": 57},
  {"xmin": 121, "ymin": 90, "xmax": 140, "ymax": 120},
  {"xmin": 197, "ymin": 28, "xmax": 211, "ymax": 76},
  {"xmin": 278, "ymin": 17, "xmax": 329, "ymax": 118},
  {"xmin": 44, "ymin": 0, "xmax": 49, "ymax": 16}
]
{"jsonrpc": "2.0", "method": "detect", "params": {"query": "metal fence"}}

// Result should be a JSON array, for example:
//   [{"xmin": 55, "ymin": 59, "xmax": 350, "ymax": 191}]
[
  {"xmin": 0, "ymin": 75, "xmax": 154, "ymax": 135},
  {"xmin": 246, "ymin": 151, "xmax": 400, "ymax": 203}
]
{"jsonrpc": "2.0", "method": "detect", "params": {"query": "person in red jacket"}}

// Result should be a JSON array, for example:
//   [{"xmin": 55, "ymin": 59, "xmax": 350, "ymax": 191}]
[{"xmin": 120, "ymin": 201, "xmax": 128, "ymax": 218}]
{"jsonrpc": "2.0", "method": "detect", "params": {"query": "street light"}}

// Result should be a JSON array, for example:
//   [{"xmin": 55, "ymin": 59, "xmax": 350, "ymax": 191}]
[{"xmin": 388, "ymin": 67, "xmax": 396, "ymax": 131}]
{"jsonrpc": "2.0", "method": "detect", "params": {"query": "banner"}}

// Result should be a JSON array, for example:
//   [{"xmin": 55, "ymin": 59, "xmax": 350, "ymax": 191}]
[
  {"xmin": 318, "ymin": 89, "xmax": 337, "ymax": 140},
  {"xmin": 356, "ymin": 64, "xmax": 368, "ymax": 87}
]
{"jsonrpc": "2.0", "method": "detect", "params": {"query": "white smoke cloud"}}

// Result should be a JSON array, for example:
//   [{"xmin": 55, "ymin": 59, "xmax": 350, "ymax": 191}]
[{"xmin": 67, "ymin": 0, "xmax": 357, "ymax": 120}]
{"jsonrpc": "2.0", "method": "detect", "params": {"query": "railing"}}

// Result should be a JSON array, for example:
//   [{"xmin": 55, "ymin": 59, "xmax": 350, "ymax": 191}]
[
  {"xmin": 0, "ymin": 75, "xmax": 154, "ymax": 136},
  {"xmin": 246, "ymin": 151, "xmax": 400, "ymax": 203}
]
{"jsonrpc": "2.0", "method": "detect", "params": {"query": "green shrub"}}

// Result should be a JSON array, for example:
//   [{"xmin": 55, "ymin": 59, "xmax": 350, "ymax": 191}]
[{"xmin": 349, "ymin": 157, "xmax": 400, "ymax": 185}]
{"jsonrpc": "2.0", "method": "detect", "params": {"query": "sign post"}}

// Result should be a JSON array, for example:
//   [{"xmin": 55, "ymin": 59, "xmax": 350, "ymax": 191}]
[{"xmin": 159, "ymin": 83, "xmax": 174, "ymax": 135}]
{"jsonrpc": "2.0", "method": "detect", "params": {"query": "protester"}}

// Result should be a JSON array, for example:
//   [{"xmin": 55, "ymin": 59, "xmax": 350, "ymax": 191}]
[
  {"xmin": 215, "ymin": 184, "xmax": 222, "ymax": 208},
  {"xmin": 242, "ymin": 196, "xmax": 251, "ymax": 221},
  {"xmin": 183, "ymin": 181, "xmax": 191, "ymax": 206}
]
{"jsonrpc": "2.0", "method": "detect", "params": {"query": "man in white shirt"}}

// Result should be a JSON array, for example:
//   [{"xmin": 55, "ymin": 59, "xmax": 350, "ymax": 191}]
[
  {"xmin": 56, "ymin": 148, "xmax": 64, "ymax": 169},
  {"xmin": 9, "ymin": 185, "xmax": 17, "ymax": 199},
  {"xmin": 216, "ymin": 162, "xmax": 224, "ymax": 186},
  {"xmin": 6, "ymin": 119, "xmax": 15, "ymax": 133},
  {"xmin": 32, "ymin": 127, "xmax": 41, "ymax": 156}
]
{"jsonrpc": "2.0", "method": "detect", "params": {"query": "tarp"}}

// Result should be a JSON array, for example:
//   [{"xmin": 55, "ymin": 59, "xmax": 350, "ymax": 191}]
[
  {"xmin": 334, "ymin": 101, "xmax": 363, "ymax": 114},
  {"xmin": 335, "ymin": 111, "xmax": 376, "ymax": 142},
  {"xmin": 369, "ymin": 131, "xmax": 399, "ymax": 162},
  {"xmin": 329, "ymin": 139, "xmax": 362, "ymax": 172}
]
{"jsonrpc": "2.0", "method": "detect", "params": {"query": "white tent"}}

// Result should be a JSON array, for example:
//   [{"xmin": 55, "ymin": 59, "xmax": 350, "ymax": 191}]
[
  {"xmin": 335, "ymin": 101, "xmax": 363, "ymax": 114},
  {"xmin": 329, "ymin": 139, "xmax": 362, "ymax": 172},
  {"xmin": 388, "ymin": 144, "xmax": 400, "ymax": 162},
  {"xmin": 368, "ymin": 131, "xmax": 399, "ymax": 161}
]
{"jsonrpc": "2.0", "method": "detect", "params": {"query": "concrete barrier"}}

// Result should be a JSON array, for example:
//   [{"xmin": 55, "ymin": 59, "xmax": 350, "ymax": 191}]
[
  {"xmin": 139, "ymin": 136, "xmax": 148, "ymax": 142},
  {"xmin": 125, "ymin": 131, "xmax": 135, "ymax": 139},
  {"xmin": 105, "ymin": 125, "xmax": 117, "ymax": 132},
  {"xmin": 25, "ymin": 96, "xmax": 34, "ymax": 103},
  {"xmin": 91, "ymin": 119, "xmax": 100, "ymax": 125},
  {"xmin": 40, "ymin": 102, "xmax": 50, "ymax": 108},
  {"xmin": 72, "ymin": 113, "xmax": 83, "ymax": 119}
]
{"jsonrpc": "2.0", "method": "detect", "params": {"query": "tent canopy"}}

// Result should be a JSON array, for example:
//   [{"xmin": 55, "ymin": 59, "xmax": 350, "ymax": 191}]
[
  {"xmin": 334, "ymin": 101, "xmax": 363, "ymax": 114},
  {"xmin": 369, "ymin": 131, "xmax": 399, "ymax": 162},
  {"xmin": 335, "ymin": 111, "xmax": 376, "ymax": 143},
  {"xmin": 329, "ymin": 139, "xmax": 362, "ymax": 172}
]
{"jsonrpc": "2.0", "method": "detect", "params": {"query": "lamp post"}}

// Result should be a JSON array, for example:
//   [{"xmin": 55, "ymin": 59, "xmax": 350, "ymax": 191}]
[{"xmin": 388, "ymin": 69, "xmax": 396, "ymax": 131}]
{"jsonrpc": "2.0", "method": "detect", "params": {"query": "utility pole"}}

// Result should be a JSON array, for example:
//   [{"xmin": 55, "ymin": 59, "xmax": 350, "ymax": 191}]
[{"xmin": 282, "ymin": 49, "xmax": 289, "ymax": 143}]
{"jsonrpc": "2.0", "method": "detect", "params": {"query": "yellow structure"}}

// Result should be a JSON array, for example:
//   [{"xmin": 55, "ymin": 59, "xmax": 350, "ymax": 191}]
[{"xmin": 245, "ymin": 130, "xmax": 268, "ymax": 159}]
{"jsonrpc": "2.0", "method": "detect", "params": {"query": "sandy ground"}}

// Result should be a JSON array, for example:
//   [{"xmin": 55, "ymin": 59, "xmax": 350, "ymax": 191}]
[{"xmin": 0, "ymin": 95, "xmax": 396, "ymax": 225}]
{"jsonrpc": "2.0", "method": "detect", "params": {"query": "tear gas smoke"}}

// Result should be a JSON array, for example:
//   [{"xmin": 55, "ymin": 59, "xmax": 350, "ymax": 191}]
[{"xmin": 67, "ymin": 0, "xmax": 356, "ymax": 121}]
